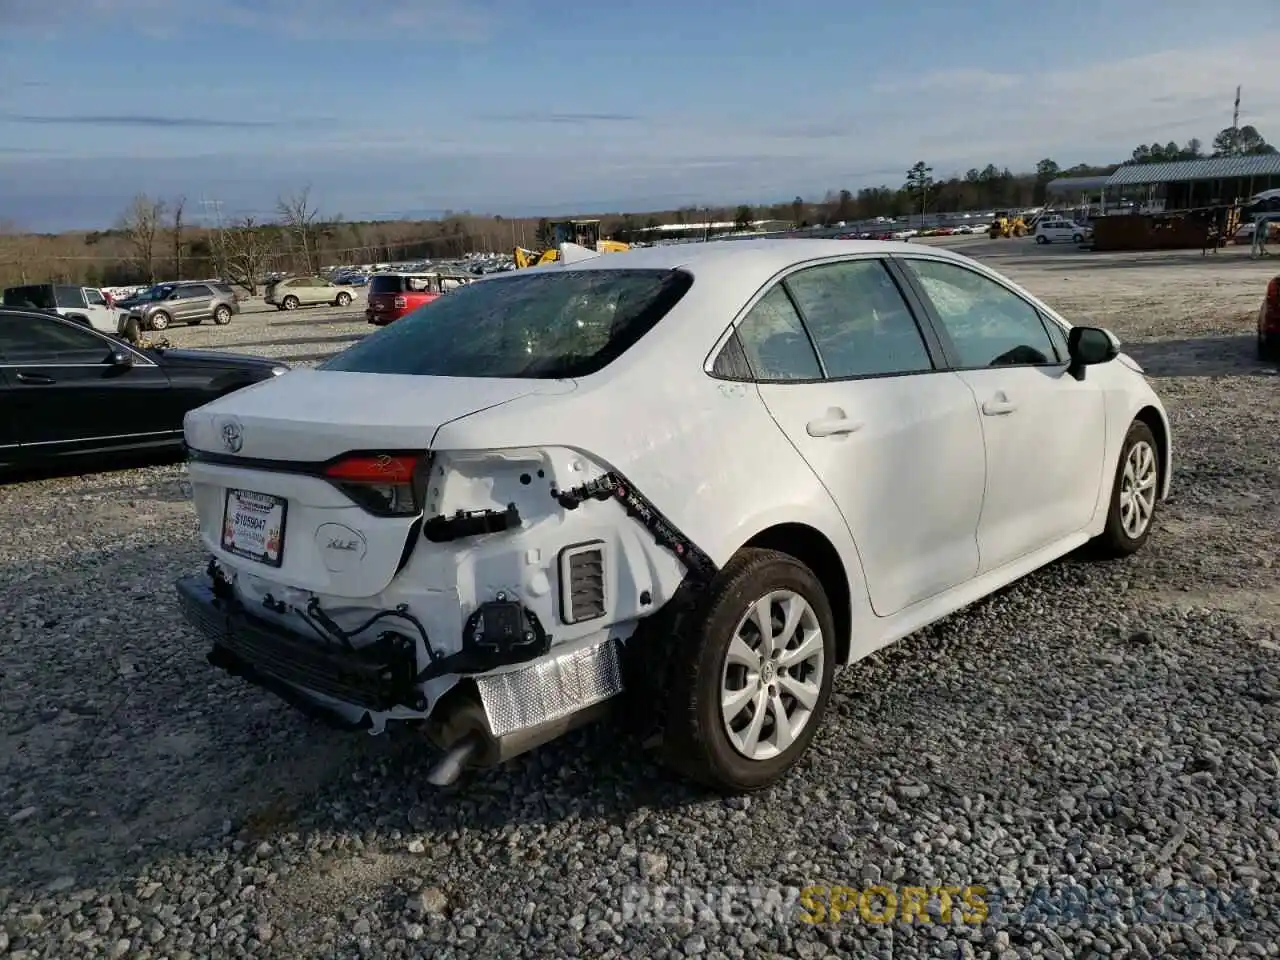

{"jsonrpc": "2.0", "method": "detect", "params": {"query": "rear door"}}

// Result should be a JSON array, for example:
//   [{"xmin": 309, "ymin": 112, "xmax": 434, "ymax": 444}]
[
  {"xmin": 0, "ymin": 313, "xmax": 174, "ymax": 452},
  {"xmin": 736, "ymin": 257, "xmax": 987, "ymax": 618},
  {"xmin": 174, "ymin": 284, "xmax": 212, "ymax": 323}
]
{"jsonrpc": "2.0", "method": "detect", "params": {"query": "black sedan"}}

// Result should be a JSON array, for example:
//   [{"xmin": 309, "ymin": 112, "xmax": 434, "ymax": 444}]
[{"xmin": 0, "ymin": 307, "xmax": 287, "ymax": 470}]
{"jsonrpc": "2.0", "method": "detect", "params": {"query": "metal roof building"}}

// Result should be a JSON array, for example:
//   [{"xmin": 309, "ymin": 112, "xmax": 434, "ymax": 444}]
[
  {"xmin": 1104, "ymin": 155, "xmax": 1280, "ymax": 187},
  {"xmin": 1099, "ymin": 155, "xmax": 1280, "ymax": 212}
]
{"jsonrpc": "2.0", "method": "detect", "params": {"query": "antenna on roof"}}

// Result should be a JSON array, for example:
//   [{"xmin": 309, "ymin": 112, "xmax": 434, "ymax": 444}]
[{"xmin": 1233, "ymin": 85, "xmax": 1241, "ymax": 129}]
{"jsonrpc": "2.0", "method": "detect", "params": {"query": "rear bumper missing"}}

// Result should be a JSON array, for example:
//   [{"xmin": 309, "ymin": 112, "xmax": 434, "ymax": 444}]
[
  {"xmin": 174, "ymin": 573, "xmax": 627, "ymax": 766},
  {"xmin": 176, "ymin": 574, "xmax": 422, "ymax": 714}
]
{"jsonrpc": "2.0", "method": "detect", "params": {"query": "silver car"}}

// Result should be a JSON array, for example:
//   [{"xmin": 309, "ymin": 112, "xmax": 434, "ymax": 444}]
[
  {"xmin": 120, "ymin": 282, "xmax": 240, "ymax": 332},
  {"xmin": 264, "ymin": 276, "xmax": 358, "ymax": 311}
]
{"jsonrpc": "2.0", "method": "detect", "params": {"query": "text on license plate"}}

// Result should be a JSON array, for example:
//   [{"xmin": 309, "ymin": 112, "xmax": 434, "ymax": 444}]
[{"xmin": 221, "ymin": 489, "xmax": 288, "ymax": 567}]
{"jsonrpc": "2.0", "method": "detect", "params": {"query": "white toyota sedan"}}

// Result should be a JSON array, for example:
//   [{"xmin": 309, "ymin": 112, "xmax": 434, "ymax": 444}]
[{"xmin": 176, "ymin": 239, "xmax": 1171, "ymax": 793}]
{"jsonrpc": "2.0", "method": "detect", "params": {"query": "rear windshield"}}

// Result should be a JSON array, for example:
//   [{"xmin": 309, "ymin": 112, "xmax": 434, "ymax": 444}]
[
  {"xmin": 3, "ymin": 285, "xmax": 54, "ymax": 309},
  {"xmin": 369, "ymin": 275, "xmax": 405, "ymax": 294},
  {"xmin": 321, "ymin": 268, "xmax": 693, "ymax": 379}
]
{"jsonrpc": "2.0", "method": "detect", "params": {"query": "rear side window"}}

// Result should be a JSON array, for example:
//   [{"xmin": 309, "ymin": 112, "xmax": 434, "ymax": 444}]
[
  {"xmin": 731, "ymin": 285, "xmax": 822, "ymax": 382},
  {"xmin": 322, "ymin": 268, "xmax": 693, "ymax": 379},
  {"xmin": 784, "ymin": 260, "xmax": 933, "ymax": 378},
  {"xmin": 55, "ymin": 285, "xmax": 88, "ymax": 309},
  {"xmin": 369, "ymin": 275, "xmax": 404, "ymax": 294}
]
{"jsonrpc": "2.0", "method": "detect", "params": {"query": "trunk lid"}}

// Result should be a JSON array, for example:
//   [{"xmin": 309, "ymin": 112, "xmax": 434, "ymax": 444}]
[{"xmin": 183, "ymin": 370, "xmax": 576, "ymax": 598}]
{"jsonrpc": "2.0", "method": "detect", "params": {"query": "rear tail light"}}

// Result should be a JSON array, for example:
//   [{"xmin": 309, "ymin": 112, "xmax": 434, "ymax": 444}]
[
  {"xmin": 393, "ymin": 296, "xmax": 407, "ymax": 310},
  {"xmin": 1267, "ymin": 277, "xmax": 1279, "ymax": 309},
  {"xmin": 323, "ymin": 452, "xmax": 429, "ymax": 517}
]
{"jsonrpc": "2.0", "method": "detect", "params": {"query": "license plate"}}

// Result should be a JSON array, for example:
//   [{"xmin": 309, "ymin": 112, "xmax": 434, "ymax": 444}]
[{"xmin": 221, "ymin": 489, "xmax": 288, "ymax": 567}]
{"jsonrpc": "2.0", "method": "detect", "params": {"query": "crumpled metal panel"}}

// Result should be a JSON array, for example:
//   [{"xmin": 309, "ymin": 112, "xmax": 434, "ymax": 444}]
[{"xmin": 475, "ymin": 640, "xmax": 624, "ymax": 737}]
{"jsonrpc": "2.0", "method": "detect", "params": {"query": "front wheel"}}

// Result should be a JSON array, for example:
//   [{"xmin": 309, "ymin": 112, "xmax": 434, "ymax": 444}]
[
  {"xmin": 148, "ymin": 310, "xmax": 171, "ymax": 331},
  {"xmin": 1073, "ymin": 233, "xmax": 1084, "ymax": 244},
  {"xmin": 661, "ymin": 548, "xmax": 836, "ymax": 793},
  {"xmin": 1093, "ymin": 420, "xmax": 1159, "ymax": 557},
  {"xmin": 335, "ymin": 292, "xmax": 352, "ymax": 307}
]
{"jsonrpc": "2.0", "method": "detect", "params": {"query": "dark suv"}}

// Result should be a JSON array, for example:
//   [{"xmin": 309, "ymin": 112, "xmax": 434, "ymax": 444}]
[{"xmin": 118, "ymin": 281, "xmax": 240, "ymax": 332}]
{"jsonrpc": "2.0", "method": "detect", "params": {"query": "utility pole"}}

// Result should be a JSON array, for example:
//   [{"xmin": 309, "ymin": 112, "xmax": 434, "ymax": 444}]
[{"xmin": 1233, "ymin": 85, "xmax": 1241, "ymax": 130}]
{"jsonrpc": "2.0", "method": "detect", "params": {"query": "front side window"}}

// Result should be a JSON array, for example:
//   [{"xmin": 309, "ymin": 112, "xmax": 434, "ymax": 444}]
[
  {"xmin": 903, "ymin": 258, "xmax": 1059, "ymax": 368},
  {"xmin": 322, "ymin": 268, "xmax": 693, "ymax": 379},
  {"xmin": 784, "ymin": 260, "xmax": 933, "ymax": 378},
  {"xmin": 0, "ymin": 315, "xmax": 110, "ymax": 362},
  {"xmin": 83, "ymin": 288, "xmax": 107, "ymax": 306}
]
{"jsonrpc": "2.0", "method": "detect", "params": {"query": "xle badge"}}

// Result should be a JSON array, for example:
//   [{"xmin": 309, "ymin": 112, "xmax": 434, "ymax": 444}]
[{"xmin": 315, "ymin": 523, "xmax": 368, "ymax": 573}]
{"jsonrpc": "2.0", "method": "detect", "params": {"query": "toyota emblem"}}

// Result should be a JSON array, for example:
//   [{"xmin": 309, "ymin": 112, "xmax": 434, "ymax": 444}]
[{"xmin": 221, "ymin": 419, "xmax": 244, "ymax": 453}]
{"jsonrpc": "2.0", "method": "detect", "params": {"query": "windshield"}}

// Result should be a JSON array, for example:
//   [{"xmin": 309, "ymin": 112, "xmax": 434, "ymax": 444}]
[{"xmin": 321, "ymin": 268, "xmax": 693, "ymax": 379}]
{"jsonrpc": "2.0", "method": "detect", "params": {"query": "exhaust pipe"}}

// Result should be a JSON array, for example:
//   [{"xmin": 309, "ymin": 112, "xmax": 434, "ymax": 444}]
[
  {"xmin": 422, "ymin": 692, "xmax": 615, "ymax": 786},
  {"xmin": 425, "ymin": 732, "xmax": 483, "ymax": 786}
]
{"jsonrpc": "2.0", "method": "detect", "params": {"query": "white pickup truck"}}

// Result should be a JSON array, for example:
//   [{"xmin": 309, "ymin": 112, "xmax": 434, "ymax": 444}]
[{"xmin": 1, "ymin": 283, "xmax": 124, "ymax": 333}]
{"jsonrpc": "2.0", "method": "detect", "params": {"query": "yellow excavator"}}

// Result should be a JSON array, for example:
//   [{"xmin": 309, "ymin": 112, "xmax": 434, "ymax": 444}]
[
  {"xmin": 988, "ymin": 211, "xmax": 1028, "ymax": 238},
  {"xmin": 513, "ymin": 219, "xmax": 630, "ymax": 268}
]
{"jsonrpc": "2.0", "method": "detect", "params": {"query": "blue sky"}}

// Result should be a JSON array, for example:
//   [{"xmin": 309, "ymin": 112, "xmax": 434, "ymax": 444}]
[{"xmin": 1, "ymin": 0, "xmax": 1278, "ymax": 231}]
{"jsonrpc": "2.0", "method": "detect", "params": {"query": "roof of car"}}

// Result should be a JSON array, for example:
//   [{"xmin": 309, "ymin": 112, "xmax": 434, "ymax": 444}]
[{"xmin": 532, "ymin": 238, "xmax": 969, "ymax": 278}]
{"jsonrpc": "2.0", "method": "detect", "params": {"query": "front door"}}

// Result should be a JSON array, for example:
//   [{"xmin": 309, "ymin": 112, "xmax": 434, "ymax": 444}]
[
  {"xmin": 739, "ymin": 258, "xmax": 986, "ymax": 618},
  {"xmin": 0, "ymin": 313, "xmax": 172, "ymax": 453},
  {"xmin": 896, "ymin": 256, "xmax": 1107, "ymax": 574}
]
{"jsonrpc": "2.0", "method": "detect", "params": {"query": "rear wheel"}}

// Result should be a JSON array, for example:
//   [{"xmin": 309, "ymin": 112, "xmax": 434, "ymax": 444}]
[
  {"xmin": 661, "ymin": 548, "xmax": 836, "ymax": 793},
  {"xmin": 282, "ymin": 296, "xmax": 299, "ymax": 311},
  {"xmin": 1035, "ymin": 234, "xmax": 1049, "ymax": 244},
  {"xmin": 213, "ymin": 305, "xmax": 233, "ymax": 325},
  {"xmin": 149, "ymin": 311, "xmax": 171, "ymax": 331},
  {"xmin": 1093, "ymin": 420, "xmax": 1159, "ymax": 557}
]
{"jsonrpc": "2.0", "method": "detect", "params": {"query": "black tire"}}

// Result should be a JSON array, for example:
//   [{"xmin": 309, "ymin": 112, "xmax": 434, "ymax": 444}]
[
  {"xmin": 335, "ymin": 292, "xmax": 352, "ymax": 307},
  {"xmin": 121, "ymin": 315, "xmax": 142, "ymax": 343},
  {"xmin": 660, "ymin": 548, "xmax": 837, "ymax": 793},
  {"xmin": 213, "ymin": 305, "xmax": 233, "ymax": 325},
  {"xmin": 1092, "ymin": 420, "xmax": 1160, "ymax": 558},
  {"xmin": 1073, "ymin": 233, "xmax": 1084, "ymax": 244},
  {"xmin": 149, "ymin": 310, "xmax": 171, "ymax": 331},
  {"xmin": 1036, "ymin": 234, "xmax": 1049, "ymax": 245},
  {"xmin": 282, "ymin": 296, "xmax": 299, "ymax": 311}
]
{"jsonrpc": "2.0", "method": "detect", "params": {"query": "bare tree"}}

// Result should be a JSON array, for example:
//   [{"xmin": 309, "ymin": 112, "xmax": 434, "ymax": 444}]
[
  {"xmin": 117, "ymin": 193, "xmax": 166, "ymax": 283},
  {"xmin": 171, "ymin": 196, "xmax": 186, "ymax": 280},
  {"xmin": 277, "ymin": 186, "xmax": 322, "ymax": 275},
  {"xmin": 221, "ymin": 217, "xmax": 279, "ymax": 295}
]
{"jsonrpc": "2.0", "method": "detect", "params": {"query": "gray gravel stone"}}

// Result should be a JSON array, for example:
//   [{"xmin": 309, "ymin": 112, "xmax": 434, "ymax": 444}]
[{"xmin": 0, "ymin": 246, "xmax": 1278, "ymax": 958}]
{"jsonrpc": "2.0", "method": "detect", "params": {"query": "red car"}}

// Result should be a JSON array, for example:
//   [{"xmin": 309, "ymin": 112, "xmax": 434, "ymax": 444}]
[
  {"xmin": 365, "ymin": 273, "xmax": 445, "ymax": 326},
  {"xmin": 1259, "ymin": 275, "xmax": 1280, "ymax": 361}
]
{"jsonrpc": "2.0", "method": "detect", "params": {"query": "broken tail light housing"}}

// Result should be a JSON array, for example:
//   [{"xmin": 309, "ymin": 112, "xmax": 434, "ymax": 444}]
[
  {"xmin": 323, "ymin": 452, "xmax": 430, "ymax": 517},
  {"xmin": 1265, "ymin": 278, "xmax": 1280, "ymax": 332},
  {"xmin": 1266, "ymin": 277, "xmax": 1279, "ymax": 309}
]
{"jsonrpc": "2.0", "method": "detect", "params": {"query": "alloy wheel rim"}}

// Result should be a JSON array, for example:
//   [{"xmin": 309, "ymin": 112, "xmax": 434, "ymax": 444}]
[
  {"xmin": 1120, "ymin": 440, "xmax": 1158, "ymax": 539},
  {"xmin": 720, "ymin": 589, "xmax": 825, "ymax": 762}
]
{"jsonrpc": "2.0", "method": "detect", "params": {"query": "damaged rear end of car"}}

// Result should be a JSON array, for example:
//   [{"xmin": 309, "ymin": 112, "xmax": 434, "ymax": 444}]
[{"xmin": 175, "ymin": 265, "xmax": 703, "ymax": 784}]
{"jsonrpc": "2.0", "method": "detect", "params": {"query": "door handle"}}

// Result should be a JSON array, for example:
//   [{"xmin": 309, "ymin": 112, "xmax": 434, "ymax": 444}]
[
  {"xmin": 16, "ymin": 372, "xmax": 55, "ymax": 385},
  {"xmin": 806, "ymin": 408, "xmax": 864, "ymax": 437},
  {"xmin": 981, "ymin": 396, "xmax": 1017, "ymax": 416}
]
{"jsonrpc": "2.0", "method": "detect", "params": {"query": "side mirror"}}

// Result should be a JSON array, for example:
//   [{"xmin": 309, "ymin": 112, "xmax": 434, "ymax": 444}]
[
  {"xmin": 1067, "ymin": 326, "xmax": 1118, "ymax": 380},
  {"xmin": 108, "ymin": 348, "xmax": 134, "ymax": 369}
]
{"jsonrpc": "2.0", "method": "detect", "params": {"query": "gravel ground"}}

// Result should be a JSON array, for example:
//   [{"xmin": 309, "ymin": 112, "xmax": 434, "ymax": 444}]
[{"xmin": 1, "ymin": 241, "xmax": 1278, "ymax": 959}]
